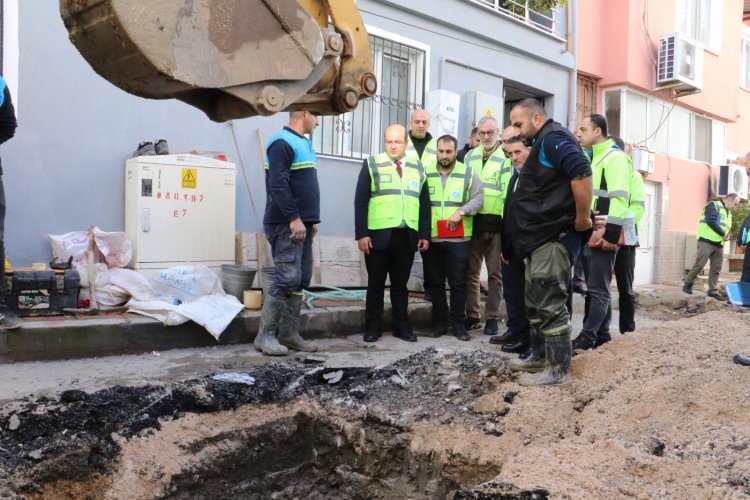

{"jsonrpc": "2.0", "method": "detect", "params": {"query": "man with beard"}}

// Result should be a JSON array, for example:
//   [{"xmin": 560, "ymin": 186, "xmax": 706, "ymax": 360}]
[
  {"xmin": 423, "ymin": 135, "xmax": 483, "ymax": 341},
  {"xmin": 507, "ymin": 99, "xmax": 593, "ymax": 385}
]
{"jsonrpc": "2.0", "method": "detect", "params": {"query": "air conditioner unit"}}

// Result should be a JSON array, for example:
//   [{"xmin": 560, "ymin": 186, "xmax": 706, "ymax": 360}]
[
  {"xmin": 718, "ymin": 164, "xmax": 749, "ymax": 200},
  {"xmin": 630, "ymin": 147, "xmax": 655, "ymax": 174},
  {"xmin": 656, "ymin": 32, "xmax": 703, "ymax": 95}
]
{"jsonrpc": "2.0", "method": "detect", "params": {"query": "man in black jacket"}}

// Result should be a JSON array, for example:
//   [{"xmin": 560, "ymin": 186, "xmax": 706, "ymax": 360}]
[
  {"xmin": 507, "ymin": 99, "xmax": 593, "ymax": 386},
  {"xmin": 0, "ymin": 77, "xmax": 20, "ymax": 330},
  {"xmin": 355, "ymin": 124, "xmax": 431, "ymax": 342}
]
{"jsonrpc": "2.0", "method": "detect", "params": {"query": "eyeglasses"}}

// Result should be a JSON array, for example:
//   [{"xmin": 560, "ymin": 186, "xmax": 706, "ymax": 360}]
[{"xmin": 478, "ymin": 130, "xmax": 497, "ymax": 137}]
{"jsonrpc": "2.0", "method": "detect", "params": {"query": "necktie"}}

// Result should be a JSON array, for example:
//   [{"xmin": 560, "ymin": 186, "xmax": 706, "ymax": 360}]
[{"xmin": 395, "ymin": 160, "xmax": 403, "ymax": 178}]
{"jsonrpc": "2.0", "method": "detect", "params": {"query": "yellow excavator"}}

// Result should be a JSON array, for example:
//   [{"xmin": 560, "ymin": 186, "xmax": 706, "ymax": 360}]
[{"xmin": 60, "ymin": 0, "xmax": 376, "ymax": 122}]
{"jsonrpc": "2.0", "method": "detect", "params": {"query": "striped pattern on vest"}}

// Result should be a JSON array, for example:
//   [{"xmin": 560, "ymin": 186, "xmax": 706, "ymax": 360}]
[
  {"xmin": 426, "ymin": 161, "xmax": 474, "ymax": 237},
  {"xmin": 464, "ymin": 146, "xmax": 511, "ymax": 216},
  {"xmin": 367, "ymin": 153, "xmax": 425, "ymax": 231}
]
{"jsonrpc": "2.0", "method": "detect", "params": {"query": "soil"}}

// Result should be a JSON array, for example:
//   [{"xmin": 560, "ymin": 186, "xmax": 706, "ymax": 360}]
[{"xmin": 1, "ymin": 306, "xmax": 750, "ymax": 498}]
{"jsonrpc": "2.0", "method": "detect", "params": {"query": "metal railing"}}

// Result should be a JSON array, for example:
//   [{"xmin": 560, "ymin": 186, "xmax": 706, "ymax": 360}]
[
  {"xmin": 466, "ymin": 0, "xmax": 566, "ymax": 40},
  {"xmin": 312, "ymin": 34, "xmax": 426, "ymax": 160}
]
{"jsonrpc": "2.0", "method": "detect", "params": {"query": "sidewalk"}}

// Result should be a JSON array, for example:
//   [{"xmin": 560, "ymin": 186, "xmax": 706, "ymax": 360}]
[{"xmin": 0, "ymin": 285, "xmax": 719, "ymax": 364}]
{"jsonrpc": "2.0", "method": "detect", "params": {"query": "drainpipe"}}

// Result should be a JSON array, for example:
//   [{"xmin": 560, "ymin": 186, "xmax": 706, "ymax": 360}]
[{"xmin": 567, "ymin": 0, "xmax": 578, "ymax": 132}]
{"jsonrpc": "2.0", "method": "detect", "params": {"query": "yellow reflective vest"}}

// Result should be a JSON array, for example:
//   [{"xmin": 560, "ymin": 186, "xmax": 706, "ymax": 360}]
[
  {"xmin": 697, "ymin": 200, "xmax": 731, "ymax": 244},
  {"xmin": 366, "ymin": 153, "xmax": 425, "ymax": 231},
  {"xmin": 426, "ymin": 161, "xmax": 474, "ymax": 237},
  {"xmin": 464, "ymin": 145, "xmax": 511, "ymax": 216},
  {"xmin": 406, "ymin": 136, "xmax": 437, "ymax": 170}
]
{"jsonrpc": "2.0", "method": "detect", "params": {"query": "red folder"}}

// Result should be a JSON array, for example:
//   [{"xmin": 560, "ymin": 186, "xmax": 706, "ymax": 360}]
[{"xmin": 437, "ymin": 219, "xmax": 465, "ymax": 238}]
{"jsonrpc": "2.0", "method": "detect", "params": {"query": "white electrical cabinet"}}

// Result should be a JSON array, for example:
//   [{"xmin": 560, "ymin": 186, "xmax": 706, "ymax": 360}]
[{"xmin": 125, "ymin": 154, "xmax": 236, "ymax": 273}]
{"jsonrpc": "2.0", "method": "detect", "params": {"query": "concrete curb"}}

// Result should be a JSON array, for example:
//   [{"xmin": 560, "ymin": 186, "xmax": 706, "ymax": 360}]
[{"xmin": 1, "ymin": 302, "xmax": 435, "ymax": 363}]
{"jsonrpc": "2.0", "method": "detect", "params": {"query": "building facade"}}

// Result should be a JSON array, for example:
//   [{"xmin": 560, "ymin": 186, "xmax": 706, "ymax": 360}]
[
  {"xmin": 578, "ymin": 0, "xmax": 750, "ymax": 284},
  {"xmin": 0, "ymin": 0, "xmax": 574, "ymax": 267}
]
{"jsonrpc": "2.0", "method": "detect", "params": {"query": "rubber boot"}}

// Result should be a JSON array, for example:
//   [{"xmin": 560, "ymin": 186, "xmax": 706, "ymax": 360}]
[
  {"xmin": 508, "ymin": 328, "xmax": 546, "ymax": 372},
  {"xmin": 518, "ymin": 333, "xmax": 572, "ymax": 386},
  {"xmin": 254, "ymin": 294, "xmax": 289, "ymax": 356},
  {"xmin": 277, "ymin": 294, "xmax": 318, "ymax": 352}
]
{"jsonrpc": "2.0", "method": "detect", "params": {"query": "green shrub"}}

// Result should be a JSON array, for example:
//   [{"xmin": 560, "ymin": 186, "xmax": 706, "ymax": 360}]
[{"xmin": 730, "ymin": 202, "xmax": 750, "ymax": 239}]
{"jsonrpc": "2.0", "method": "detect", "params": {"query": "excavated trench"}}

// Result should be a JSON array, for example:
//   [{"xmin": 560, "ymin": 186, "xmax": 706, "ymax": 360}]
[{"xmin": 1, "ymin": 349, "xmax": 548, "ymax": 499}]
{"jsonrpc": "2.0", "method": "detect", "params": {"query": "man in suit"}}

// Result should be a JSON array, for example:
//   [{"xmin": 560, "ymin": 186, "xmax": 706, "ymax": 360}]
[{"xmin": 354, "ymin": 124, "xmax": 431, "ymax": 342}]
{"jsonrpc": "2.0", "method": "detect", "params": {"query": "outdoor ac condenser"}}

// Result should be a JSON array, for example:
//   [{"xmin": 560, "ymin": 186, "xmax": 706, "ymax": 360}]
[
  {"xmin": 718, "ymin": 164, "xmax": 749, "ymax": 200},
  {"xmin": 656, "ymin": 32, "xmax": 703, "ymax": 95},
  {"xmin": 125, "ymin": 154, "xmax": 237, "ymax": 275}
]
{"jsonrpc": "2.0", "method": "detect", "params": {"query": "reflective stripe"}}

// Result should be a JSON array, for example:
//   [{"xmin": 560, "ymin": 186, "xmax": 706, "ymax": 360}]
[
  {"xmin": 541, "ymin": 322, "xmax": 571, "ymax": 335},
  {"xmin": 608, "ymin": 190, "xmax": 630, "ymax": 198},
  {"xmin": 594, "ymin": 189, "xmax": 608, "ymax": 197},
  {"xmin": 368, "ymin": 155, "xmax": 380, "ymax": 193},
  {"xmin": 607, "ymin": 216, "xmax": 625, "ymax": 225},
  {"xmin": 463, "ymin": 166, "xmax": 472, "ymax": 204},
  {"xmin": 482, "ymin": 182, "xmax": 499, "ymax": 190},
  {"xmin": 632, "ymin": 200, "xmax": 646, "ymax": 207},
  {"xmin": 373, "ymin": 189, "xmax": 420, "ymax": 198},
  {"xmin": 431, "ymin": 200, "xmax": 463, "ymax": 207}
]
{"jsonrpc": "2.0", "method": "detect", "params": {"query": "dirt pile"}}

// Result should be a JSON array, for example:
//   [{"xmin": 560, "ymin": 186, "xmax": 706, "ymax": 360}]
[{"xmin": 1, "ymin": 309, "xmax": 750, "ymax": 498}]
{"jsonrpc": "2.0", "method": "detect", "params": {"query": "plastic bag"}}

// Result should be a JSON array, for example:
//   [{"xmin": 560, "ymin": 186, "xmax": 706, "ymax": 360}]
[
  {"xmin": 49, "ymin": 227, "xmax": 132, "ymax": 269},
  {"xmin": 150, "ymin": 265, "xmax": 225, "ymax": 304}
]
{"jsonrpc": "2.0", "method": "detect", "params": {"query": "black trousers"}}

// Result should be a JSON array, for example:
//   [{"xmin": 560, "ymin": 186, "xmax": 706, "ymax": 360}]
[
  {"xmin": 614, "ymin": 245, "xmax": 636, "ymax": 333},
  {"xmin": 364, "ymin": 228, "xmax": 415, "ymax": 328},
  {"xmin": 501, "ymin": 255, "xmax": 529, "ymax": 335},
  {"xmin": 424, "ymin": 240, "xmax": 471, "ymax": 324},
  {"xmin": 0, "ymin": 175, "xmax": 6, "ymax": 307}
]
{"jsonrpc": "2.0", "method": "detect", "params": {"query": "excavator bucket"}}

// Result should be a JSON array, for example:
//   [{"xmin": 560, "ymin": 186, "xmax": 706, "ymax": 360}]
[{"xmin": 60, "ymin": 0, "xmax": 377, "ymax": 121}]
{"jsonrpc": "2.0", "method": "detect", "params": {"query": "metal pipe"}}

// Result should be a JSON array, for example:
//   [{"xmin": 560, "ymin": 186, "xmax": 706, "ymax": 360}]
[
  {"xmin": 567, "ymin": 0, "xmax": 578, "ymax": 132},
  {"xmin": 439, "ymin": 57, "xmax": 507, "ymax": 90}
]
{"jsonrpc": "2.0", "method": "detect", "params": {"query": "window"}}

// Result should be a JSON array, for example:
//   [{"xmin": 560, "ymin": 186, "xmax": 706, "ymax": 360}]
[
  {"xmin": 669, "ymin": 107, "xmax": 691, "ymax": 159},
  {"xmin": 677, "ymin": 0, "xmax": 722, "ymax": 53},
  {"xmin": 741, "ymin": 35, "xmax": 750, "ymax": 90},
  {"xmin": 693, "ymin": 114, "xmax": 711, "ymax": 163},
  {"xmin": 604, "ymin": 87, "xmax": 725, "ymax": 163},
  {"xmin": 312, "ymin": 32, "xmax": 427, "ymax": 160}
]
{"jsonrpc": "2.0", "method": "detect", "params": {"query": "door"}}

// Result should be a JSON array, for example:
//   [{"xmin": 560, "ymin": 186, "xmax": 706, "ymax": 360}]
[{"xmin": 634, "ymin": 181, "xmax": 657, "ymax": 285}]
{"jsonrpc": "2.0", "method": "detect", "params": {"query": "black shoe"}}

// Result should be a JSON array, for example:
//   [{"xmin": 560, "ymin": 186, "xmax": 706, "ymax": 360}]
[
  {"xmin": 682, "ymin": 283, "xmax": 693, "ymax": 295},
  {"xmin": 480, "ymin": 284, "xmax": 488, "ymax": 295},
  {"xmin": 707, "ymin": 290, "xmax": 725, "ymax": 300},
  {"xmin": 154, "ymin": 139, "xmax": 170, "ymax": 155},
  {"xmin": 734, "ymin": 354, "xmax": 750, "ymax": 366},
  {"xmin": 363, "ymin": 324, "xmax": 382, "ymax": 343},
  {"xmin": 133, "ymin": 141, "xmax": 156, "ymax": 157},
  {"xmin": 489, "ymin": 328, "xmax": 524, "ymax": 345},
  {"xmin": 517, "ymin": 345, "xmax": 532, "ymax": 360},
  {"xmin": 594, "ymin": 334, "xmax": 612, "ymax": 348},
  {"xmin": 501, "ymin": 340, "xmax": 529, "ymax": 354},
  {"xmin": 483, "ymin": 319, "xmax": 499, "ymax": 336},
  {"xmin": 572, "ymin": 284, "xmax": 586, "ymax": 295},
  {"xmin": 428, "ymin": 321, "xmax": 448, "ymax": 338},
  {"xmin": 572, "ymin": 334, "xmax": 596, "ymax": 352},
  {"xmin": 464, "ymin": 317, "xmax": 482, "ymax": 331},
  {"xmin": 453, "ymin": 322, "xmax": 471, "ymax": 341},
  {"xmin": 393, "ymin": 326, "xmax": 417, "ymax": 342},
  {"xmin": 0, "ymin": 310, "xmax": 22, "ymax": 330}
]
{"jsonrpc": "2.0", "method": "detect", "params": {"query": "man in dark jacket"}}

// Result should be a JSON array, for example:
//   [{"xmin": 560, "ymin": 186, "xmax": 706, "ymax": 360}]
[
  {"xmin": 255, "ymin": 111, "xmax": 321, "ymax": 356},
  {"xmin": 355, "ymin": 124, "xmax": 431, "ymax": 342},
  {"xmin": 0, "ymin": 77, "xmax": 20, "ymax": 330},
  {"xmin": 506, "ymin": 98, "xmax": 593, "ymax": 386}
]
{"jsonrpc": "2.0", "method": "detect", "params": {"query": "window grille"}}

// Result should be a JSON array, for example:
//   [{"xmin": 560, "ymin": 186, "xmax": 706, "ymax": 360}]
[{"xmin": 312, "ymin": 34, "xmax": 426, "ymax": 160}]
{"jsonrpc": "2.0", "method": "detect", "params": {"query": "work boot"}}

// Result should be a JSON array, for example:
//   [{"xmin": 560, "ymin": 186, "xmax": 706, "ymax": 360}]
[
  {"xmin": 707, "ymin": 290, "xmax": 725, "ymax": 300},
  {"xmin": 483, "ymin": 319, "xmax": 499, "ymax": 336},
  {"xmin": 363, "ymin": 322, "xmax": 382, "ymax": 343},
  {"xmin": 0, "ymin": 308, "xmax": 23, "ymax": 330},
  {"xmin": 278, "ymin": 294, "xmax": 318, "ymax": 352},
  {"xmin": 594, "ymin": 333, "xmax": 612, "ymax": 348},
  {"xmin": 254, "ymin": 294, "xmax": 289, "ymax": 356},
  {"xmin": 453, "ymin": 322, "xmax": 470, "ymax": 341},
  {"xmin": 518, "ymin": 333, "xmax": 572, "ymax": 386},
  {"xmin": 682, "ymin": 282, "xmax": 693, "ymax": 295},
  {"xmin": 572, "ymin": 332, "xmax": 596, "ymax": 353},
  {"xmin": 508, "ymin": 328, "xmax": 546, "ymax": 372},
  {"xmin": 465, "ymin": 316, "xmax": 482, "ymax": 331}
]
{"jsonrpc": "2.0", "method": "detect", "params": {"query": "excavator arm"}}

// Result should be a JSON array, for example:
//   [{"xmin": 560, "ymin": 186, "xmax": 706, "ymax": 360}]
[{"xmin": 60, "ymin": 0, "xmax": 377, "ymax": 122}]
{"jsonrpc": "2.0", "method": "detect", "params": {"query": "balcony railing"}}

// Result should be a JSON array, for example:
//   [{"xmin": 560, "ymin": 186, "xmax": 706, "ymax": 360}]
[{"xmin": 466, "ymin": 0, "xmax": 566, "ymax": 40}]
